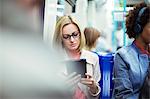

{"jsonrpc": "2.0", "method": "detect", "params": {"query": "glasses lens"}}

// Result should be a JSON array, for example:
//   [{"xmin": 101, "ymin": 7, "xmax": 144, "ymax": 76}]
[
  {"xmin": 72, "ymin": 32, "xmax": 79, "ymax": 38},
  {"xmin": 63, "ymin": 34, "xmax": 70, "ymax": 40}
]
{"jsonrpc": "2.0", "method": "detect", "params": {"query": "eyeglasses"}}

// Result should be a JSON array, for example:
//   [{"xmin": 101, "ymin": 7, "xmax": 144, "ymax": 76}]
[{"xmin": 62, "ymin": 31, "xmax": 80, "ymax": 40}]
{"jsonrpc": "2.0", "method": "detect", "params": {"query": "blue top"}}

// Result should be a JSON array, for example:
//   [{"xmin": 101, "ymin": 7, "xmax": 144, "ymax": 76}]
[{"xmin": 112, "ymin": 43, "xmax": 149, "ymax": 99}]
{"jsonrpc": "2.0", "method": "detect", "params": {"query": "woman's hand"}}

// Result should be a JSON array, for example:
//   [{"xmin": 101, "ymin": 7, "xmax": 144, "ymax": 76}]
[{"xmin": 80, "ymin": 73, "xmax": 99, "ymax": 94}]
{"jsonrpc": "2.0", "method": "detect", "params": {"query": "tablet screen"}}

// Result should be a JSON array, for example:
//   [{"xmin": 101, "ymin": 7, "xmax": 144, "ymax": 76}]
[{"xmin": 66, "ymin": 59, "xmax": 86, "ymax": 78}]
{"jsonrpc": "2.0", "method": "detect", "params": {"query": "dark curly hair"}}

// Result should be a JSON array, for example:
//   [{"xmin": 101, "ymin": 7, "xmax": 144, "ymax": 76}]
[{"xmin": 126, "ymin": 2, "xmax": 150, "ymax": 39}]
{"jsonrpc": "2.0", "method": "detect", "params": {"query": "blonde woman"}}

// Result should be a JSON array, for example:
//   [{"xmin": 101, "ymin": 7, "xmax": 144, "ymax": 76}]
[{"xmin": 53, "ymin": 15, "xmax": 101, "ymax": 99}]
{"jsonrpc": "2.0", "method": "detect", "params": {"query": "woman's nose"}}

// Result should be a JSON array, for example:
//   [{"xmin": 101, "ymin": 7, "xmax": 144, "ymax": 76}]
[{"xmin": 70, "ymin": 36, "xmax": 75, "ymax": 42}]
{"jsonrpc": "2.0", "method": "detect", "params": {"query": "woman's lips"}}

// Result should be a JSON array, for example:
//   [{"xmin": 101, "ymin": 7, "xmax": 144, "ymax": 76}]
[{"xmin": 70, "ymin": 44, "xmax": 76, "ymax": 47}]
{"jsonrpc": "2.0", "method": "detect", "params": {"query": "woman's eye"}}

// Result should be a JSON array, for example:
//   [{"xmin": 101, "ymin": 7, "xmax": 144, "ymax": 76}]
[
  {"xmin": 72, "ymin": 33, "xmax": 78, "ymax": 36},
  {"xmin": 63, "ymin": 35, "xmax": 69, "ymax": 39}
]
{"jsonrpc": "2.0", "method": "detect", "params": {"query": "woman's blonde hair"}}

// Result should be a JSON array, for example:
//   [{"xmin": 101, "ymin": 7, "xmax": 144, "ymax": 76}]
[
  {"xmin": 84, "ymin": 27, "xmax": 100, "ymax": 50},
  {"xmin": 53, "ymin": 15, "xmax": 85, "ymax": 51}
]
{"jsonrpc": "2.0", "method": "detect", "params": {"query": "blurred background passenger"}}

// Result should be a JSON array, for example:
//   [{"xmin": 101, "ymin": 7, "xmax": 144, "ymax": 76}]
[
  {"xmin": 84, "ymin": 27, "xmax": 100, "ymax": 51},
  {"xmin": 113, "ymin": 2, "xmax": 150, "ymax": 99},
  {"xmin": 53, "ymin": 15, "xmax": 101, "ymax": 99},
  {"xmin": 95, "ymin": 36, "xmax": 112, "ymax": 53},
  {"xmin": 1, "ymin": 0, "xmax": 71, "ymax": 99},
  {"xmin": 1, "ymin": 0, "xmax": 44, "ymax": 35},
  {"xmin": 84, "ymin": 27, "xmax": 111, "ymax": 53},
  {"xmin": 115, "ymin": 22, "xmax": 124, "ymax": 50}
]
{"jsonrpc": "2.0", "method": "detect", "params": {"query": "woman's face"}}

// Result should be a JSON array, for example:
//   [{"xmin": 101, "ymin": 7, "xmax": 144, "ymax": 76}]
[
  {"xmin": 141, "ymin": 22, "xmax": 150, "ymax": 44},
  {"xmin": 62, "ymin": 23, "xmax": 80, "ymax": 52}
]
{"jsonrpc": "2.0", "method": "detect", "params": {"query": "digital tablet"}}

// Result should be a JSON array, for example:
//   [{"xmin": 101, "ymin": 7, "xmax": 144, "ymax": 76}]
[{"xmin": 66, "ymin": 59, "xmax": 86, "ymax": 78}]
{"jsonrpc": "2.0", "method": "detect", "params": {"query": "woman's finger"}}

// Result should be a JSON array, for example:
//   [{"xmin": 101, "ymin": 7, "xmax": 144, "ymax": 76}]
[
  {"xmin": 81, "ymin": 80, "xmax": 93, "ymax": 85},
  {"xmin": 81, "ymin": 78, "xmax": 94, "ymax": 81},
  {"xmin": 81, "ymin": 78, "xmax": 94, "ymax": 84}
]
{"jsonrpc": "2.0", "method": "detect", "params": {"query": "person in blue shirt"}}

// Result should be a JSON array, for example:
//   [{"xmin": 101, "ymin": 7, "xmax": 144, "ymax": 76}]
[{"xmin": 113, "ymin": 2, "xmax": 150, "ymax": 99}]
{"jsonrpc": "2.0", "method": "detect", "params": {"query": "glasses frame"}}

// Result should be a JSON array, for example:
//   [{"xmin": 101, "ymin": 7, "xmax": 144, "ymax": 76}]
[{"xmin": 62, "ymin": 31, "xmax": 80, "ymax": 41}]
